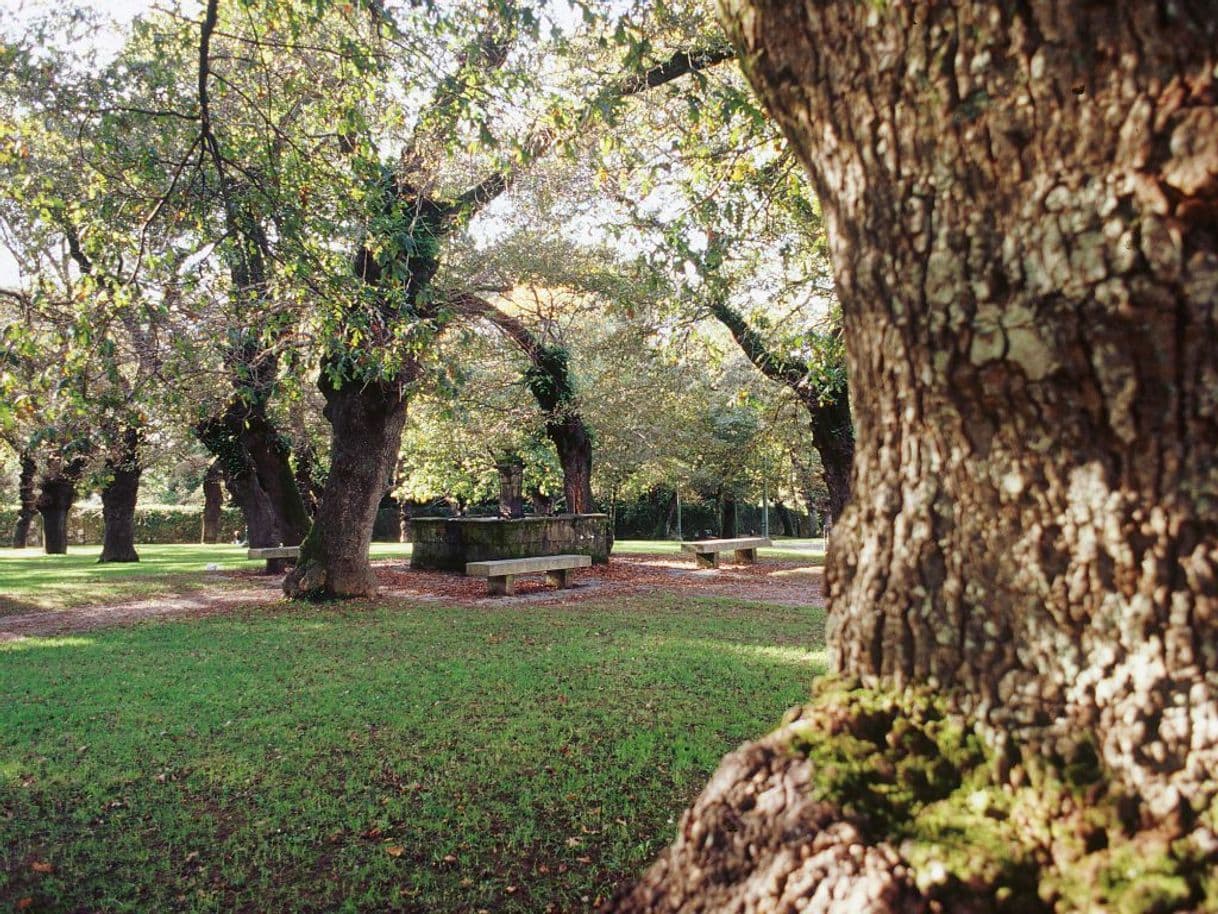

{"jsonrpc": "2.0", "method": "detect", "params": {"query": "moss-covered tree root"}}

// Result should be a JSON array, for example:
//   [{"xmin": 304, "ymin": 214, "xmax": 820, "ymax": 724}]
[{"xmin": 608, "ymin": 681, "xmax": 1216, "ymax": 913}]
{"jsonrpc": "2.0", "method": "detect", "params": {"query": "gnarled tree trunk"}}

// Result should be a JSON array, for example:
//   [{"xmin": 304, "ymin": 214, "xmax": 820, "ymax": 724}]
[
  {"xmin": 98, "ymin": 426, "xmax": 141, "ymax": 563},
  {"xmin": 36, "ymin": 457, "xmax": 87, "ymax": 556},
  {"xmin": 201, "ymin": 459, "xmax": 223, "ymax": 544},
  {"xmin": 550, "ymin": 416, "xmax": 595, "ymax": 514},
  {"xmin": 616, "ymin": 0, "xmax": 1218, "ymax": 910},
  {"xmin": 198, "ymin": 403, "xmax": 309, "ymax": 553},
  {"xmin": 284, "ymin": 377, "xmax": 408, "ymax": 598},
  {"xmin": 12, "ymin": 452, "xmax": 37, "ymax": 548},
  {"xmin": 775, "ymin": 500, "xmax": 795, "ymax": 538}
]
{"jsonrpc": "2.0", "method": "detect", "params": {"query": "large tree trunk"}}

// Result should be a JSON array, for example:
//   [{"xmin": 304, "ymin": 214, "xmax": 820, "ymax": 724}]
[
  {"xmin": 98, "ymin": 427, "xmax": 141, "ymax": 563},
  {"xmin": 198, "ymin": 406, "xmax": 309, "ymax": 549},
  {"xmin": 12, "ymin": 452, "xmax": 37, "ymax": 548},
  {"xmin": 616, "ymin": 1, "xmax": 1218, "ymax": 910},
  {"xmin": 36, "ymin": 458, "xmax": 87, "ymax": 556},
  {"xmin": 549, "ymin": 416, "xmax": 595, "ymax": 514},
  {"xmin": 283, "ymin": 378, "xmax": 408, "ymax": 599},
  {"xmin": 719, "ymin": 489, "xmax": 738, "ymax": 538},
  {"xmin": 201, "ymin": 459, "xmax": 223, "ymax": 544}
]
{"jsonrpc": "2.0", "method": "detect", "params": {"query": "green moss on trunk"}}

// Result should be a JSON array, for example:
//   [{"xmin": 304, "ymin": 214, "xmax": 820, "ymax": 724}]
[{"xmin": 783, "ymin": 682, "xmax": 1212, "ymax": 913}]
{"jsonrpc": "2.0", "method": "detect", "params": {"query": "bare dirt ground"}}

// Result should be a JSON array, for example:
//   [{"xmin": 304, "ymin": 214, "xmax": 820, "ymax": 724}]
[{"xmin": 0, "ymin": 553, "xmax": 824, "ymax": 640}]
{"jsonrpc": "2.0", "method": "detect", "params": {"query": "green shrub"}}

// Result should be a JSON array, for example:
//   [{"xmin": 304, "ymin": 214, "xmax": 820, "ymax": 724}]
[{"xmin": 1, "ymin": 504, "xmax": 246, "ymax": 545}]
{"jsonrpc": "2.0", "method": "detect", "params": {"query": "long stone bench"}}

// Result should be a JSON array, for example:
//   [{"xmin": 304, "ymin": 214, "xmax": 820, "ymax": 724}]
[
  {"xmin": 679, "ymin": 537, "xmax": 772, "ymax": 569},
  {"xmin": 465, "ymin": 554, "xmax": 591, "ymax": 596},
  {"xmin": 247, "ymin": 545, "xmax": 300, "ymax": 573}
]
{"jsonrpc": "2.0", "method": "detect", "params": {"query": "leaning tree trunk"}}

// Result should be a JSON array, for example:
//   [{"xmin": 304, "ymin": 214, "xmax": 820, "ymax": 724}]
[
  {"xmin": 283, "ymin": 377, "xmax": 408, "ymax": 599},
  {"xmin": 241, "ymin": 413, "xmax": 311, "ymax": 546},
  {"xmin": 201, "ymin": 459, "xmax": 223, "ymax": 544},
  {"xmin": 804, "ymin": 392, "xmax": 853, "ymax": 525},
  {"xmin": 12, "ymin": 453, "xmax": 37, "ymax": 548},
  {"xmin": 616, "ymin": 1, "xmax": 1218, "ymax": 911},
  {"xmin": 98, "ymin": 427, "xmax": 141, "ymax": 563}
]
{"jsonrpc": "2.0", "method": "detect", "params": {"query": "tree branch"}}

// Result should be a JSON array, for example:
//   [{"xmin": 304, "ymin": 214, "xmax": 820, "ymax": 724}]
[{"xmin": 448, "ymin": 41, "xmax": 737, "ymax": 220}]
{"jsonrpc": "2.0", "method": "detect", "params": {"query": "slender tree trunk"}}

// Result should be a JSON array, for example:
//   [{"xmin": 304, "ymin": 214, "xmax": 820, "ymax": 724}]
[
  {"xmin": 719, "ymin": 490, "xmax": 738, "ymax": 538},
  {"xmin": 12, "ymin": 453, "xmax": 37, "ymax": 548},
  {"xmin": 284, "ymin": 378, "xmax": 408, "ymax": 598},
  {"xmin": 616, "ymin": 1, "xmax": 1218, "ymax": 910},
  {"xmin": 98, "ymin": 427, "xmax": 141, "ymax": 563},
  {"xmin": 201, "ymin": 459, "xmax": 223, "ymax": 544}
]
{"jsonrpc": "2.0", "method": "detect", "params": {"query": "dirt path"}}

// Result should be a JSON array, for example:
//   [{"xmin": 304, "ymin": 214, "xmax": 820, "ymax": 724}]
[{"xmin": 0, "ymin": 553, "xmax": 824, "ymax": 640}]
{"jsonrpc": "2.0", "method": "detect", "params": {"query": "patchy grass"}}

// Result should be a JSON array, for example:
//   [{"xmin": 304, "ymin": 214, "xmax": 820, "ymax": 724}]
[
  {"xmin": 0, "ymin": 544, "xmax": 412, "ymax": 613},
  {"xmin": 0, "ymin": 592, "xmax": 825, "ymax": 913}
]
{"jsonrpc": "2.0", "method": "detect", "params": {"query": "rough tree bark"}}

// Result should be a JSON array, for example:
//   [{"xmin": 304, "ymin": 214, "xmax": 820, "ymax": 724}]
[
  {"xmin": 98, "ymin": 426, "xmax": 141, "ymax": 563},
  {"xmin": 12, "ymin": 452, "xmax": 37, "ymax": 548},
  {"xmin": 36, "ymin": 456, "xmax": 88, "ymax": 556},
  {"xmin": 708, "ymin": 298, "xmax": 853, "ymax": 522},
  {"xmin": 201, "ymin": 459, "xmax": 223, "ymax": 544},
  {"xmin": 614, "ymin": 1, "xmax": 1218, "ymax": 910},
  {"xmin": 286, "ymin": 378, "xmax": 409, "ymax": 597}
]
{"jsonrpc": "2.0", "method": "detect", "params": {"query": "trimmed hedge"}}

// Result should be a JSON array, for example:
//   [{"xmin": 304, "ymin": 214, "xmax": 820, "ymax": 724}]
[{"xmin": 1, "ymin": 505, "xmax": 245, "ymax": 546}]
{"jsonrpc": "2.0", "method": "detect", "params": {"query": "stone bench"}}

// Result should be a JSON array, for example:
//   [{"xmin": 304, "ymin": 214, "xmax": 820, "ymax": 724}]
[
  {"xmin": 465, "ymin": 554, "xmax": 592, "ymax": 596},
  {"xmin": 679, "ymin": 537, "xmax": 772, "ymax": 569},
  {"xmin": 247, "ymin": 546, "xmax": 299, "ymax": 573}
]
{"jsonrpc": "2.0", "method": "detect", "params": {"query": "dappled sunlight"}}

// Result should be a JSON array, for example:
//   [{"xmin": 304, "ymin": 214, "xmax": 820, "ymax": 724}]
[
  {"xmin": 661, "ymin": 636, "xmax": 827, "ymax": 672},
  {"xmin": 767, "ymin": 566, "xmax": 823, "ymax": 579},
  {"xmin": 0, "ymin": 634, "xmax": 95, "ymax": 652}
]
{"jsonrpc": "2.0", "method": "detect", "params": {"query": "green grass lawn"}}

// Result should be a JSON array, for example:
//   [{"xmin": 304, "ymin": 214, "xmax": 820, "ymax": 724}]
[
  {"xmin": 0, "ymin": 544, "xmax": 413, "ymax": 613},
  {"xmin": 0, "ymin": 541, "xmax": 817, "ymax": 614},
  {"xmin": 1, "ymin": 593, "xmax": 825, "ymax": 912}
]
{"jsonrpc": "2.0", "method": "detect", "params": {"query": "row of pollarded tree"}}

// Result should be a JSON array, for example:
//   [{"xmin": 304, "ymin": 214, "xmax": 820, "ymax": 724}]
[{"xmin": 4, "ymin": 2, "xmax": 855, "ymax": 579}]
